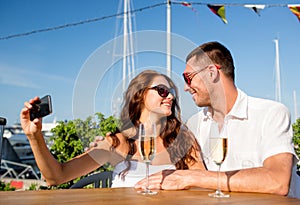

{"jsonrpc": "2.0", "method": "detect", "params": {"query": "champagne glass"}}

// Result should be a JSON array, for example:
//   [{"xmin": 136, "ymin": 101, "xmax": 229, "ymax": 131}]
[
  {"xmin": 138, "ymin": 123, "xmax": 157, "ymax": 195},
  {"xmin": 208, "ymin": 122, "xmax": 230, "ymax": 198}
]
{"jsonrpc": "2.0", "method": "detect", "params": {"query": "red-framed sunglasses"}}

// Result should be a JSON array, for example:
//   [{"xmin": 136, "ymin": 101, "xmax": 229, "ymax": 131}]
[
  {"xmin": 149, "ymin": 84, "xmax": 176, "ymax": 98},
  {"xmin": 182, "ymin": 64, "xmax": 221, "ymax": 86}
]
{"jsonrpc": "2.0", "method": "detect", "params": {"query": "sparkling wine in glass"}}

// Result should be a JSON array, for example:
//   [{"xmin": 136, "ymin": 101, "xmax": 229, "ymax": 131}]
[
  {"xmin": 138, "ymin": 123, "xmax": 157, "ymax": 195},
  {"xmin": 208, "ymin": 123, "xmax": 230, "ymax": 198}
]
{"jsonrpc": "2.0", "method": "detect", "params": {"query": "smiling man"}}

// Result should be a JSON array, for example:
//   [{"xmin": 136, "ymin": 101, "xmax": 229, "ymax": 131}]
[{"xmin": 136, "ymin": 41, "xmax": 298, "ymax": 196}]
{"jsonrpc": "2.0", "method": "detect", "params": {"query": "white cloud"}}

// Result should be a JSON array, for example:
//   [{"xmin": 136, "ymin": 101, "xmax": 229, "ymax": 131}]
[
  {"xmin": 0, "ymin": 66, "xmax": 38, "ymax": 88},
  {"xmin": 0, "ymin": 64, "xmax": 72, "ymax": 88}
]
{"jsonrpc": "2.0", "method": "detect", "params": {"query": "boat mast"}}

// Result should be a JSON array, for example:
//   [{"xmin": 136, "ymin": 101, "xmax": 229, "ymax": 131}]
[
  {"xmin": 122, "ymin": 0, "xmax": 128, "ymax": 92},
  {"xmin": 127, "ymin": 0, "xmax": 135, "ymax": 80},
  {"xmin": 122, "ymin": 0, "xmax": 135, "ymax": 92},
  {"xmin": 274, "ymin": 38, "xmax": 281, "ymax": 102},
  {"xmin": 166, "ymin": 0, "xmax": 171, "ymax": 77},
  {"xmin": 294, "ymin": 90, "xmax": 298, "ymax": 120}
]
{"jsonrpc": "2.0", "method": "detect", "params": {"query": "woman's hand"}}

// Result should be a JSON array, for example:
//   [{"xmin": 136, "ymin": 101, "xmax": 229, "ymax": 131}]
[{"xmin": 20, "ymin": 96, "xmax": 43, "ymax": 138}]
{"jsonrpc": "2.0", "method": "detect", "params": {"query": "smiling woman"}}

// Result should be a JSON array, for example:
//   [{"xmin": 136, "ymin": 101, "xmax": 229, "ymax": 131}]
[{"xmin": 19, "ymin": 69, "xmax": 205, "ymax": 189}]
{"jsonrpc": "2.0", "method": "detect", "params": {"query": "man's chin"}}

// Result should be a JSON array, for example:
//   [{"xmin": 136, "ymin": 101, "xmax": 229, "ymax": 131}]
[
  {"xmin": 192, "ymin": 95, "xmax": 199, "ymax": 106},
  {"xmin": 193, "ymin": 99, "xmax": 206, "ymax": 107}
]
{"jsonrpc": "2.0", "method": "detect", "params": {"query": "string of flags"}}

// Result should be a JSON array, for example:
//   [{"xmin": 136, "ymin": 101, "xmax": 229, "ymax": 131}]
[
  {"xmin": 176, "ymin": 1, "xmax": 300, "ymax": 24},
  {"xmin": 1, "ymin": 1, "xmax": 299, "ymax": 40}
]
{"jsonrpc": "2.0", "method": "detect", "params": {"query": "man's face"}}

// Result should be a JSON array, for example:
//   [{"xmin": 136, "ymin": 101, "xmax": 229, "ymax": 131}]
[{"xmin": 183, "ymin": 58, "xmax": 212, "ymax": 107}]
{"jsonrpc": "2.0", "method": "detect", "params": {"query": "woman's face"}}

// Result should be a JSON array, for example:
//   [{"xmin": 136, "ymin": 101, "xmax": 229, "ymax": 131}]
[{"xmin": 142, "ymin": 76, "xmax": 175, "ymax": 118}]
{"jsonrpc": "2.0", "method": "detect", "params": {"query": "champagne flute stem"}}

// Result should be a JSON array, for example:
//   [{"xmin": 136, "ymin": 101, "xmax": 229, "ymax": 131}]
[
  {"xmin": 217, "ymin": 164, "xmax": 221, "ymax": 193},
  {"xmin": 146, "ymin": 162, "xmax": 150, "ymax": 191}
]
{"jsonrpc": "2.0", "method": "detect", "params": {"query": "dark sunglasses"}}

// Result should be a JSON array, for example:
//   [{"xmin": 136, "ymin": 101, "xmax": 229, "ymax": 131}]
[
  {"xmin": 182, "ymin": 64, "xmax": 221, "ymax": 86},
  {"xmin": 149, "ymin": 84, "xmax": 176, "ymax": 98}
]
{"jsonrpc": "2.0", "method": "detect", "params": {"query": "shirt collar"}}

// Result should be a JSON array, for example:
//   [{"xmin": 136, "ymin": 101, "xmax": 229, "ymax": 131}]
[
  {"xmin": 203, "ymin": 88, "xmax": 248, "ymax": 120},
  {"xmin": 227, "ymin": 89, "xmax": 248, "ymax": 120}
]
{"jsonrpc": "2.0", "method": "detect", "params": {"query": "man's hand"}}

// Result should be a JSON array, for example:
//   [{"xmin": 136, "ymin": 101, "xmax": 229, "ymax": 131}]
[
  {"xmin": 135, "ymin": 170, "xmax": 191, "ymax": 190},
  {"xmin": 85, "ymin": 132, "xmax": 111, "ymax": 152}
]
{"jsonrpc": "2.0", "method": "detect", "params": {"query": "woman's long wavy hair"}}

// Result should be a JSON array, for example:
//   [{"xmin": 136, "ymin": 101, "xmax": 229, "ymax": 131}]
[{"xmin": 109, "ymin": 70, "xmax": 200, "ymax": 176}]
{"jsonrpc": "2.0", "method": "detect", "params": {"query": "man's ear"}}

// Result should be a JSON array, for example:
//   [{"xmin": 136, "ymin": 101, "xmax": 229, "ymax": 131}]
[{"xmin": 208, "ymin": 65, "xmax": 220, "ymax": 82}]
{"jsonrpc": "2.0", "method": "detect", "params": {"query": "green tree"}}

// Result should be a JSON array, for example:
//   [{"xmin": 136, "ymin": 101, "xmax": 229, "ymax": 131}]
[
  {"xmin": 292, "ymin": 118, "xmax": 300, "ymax": 163},
  {"xmin": 48, "ymin": 112, "xmax": 120, "ymax": 189},
  {"xmin": 50, "ymin": 120, "xmax": 83, "ymax": 162},
  {"xmin": 71, "ymin": 112, "xmax": 120, "ymax": 149}
]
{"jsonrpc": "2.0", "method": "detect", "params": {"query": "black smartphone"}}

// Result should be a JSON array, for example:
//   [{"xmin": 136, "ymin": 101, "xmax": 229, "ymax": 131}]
[{"xmin": 30, "ymin": 95, "xmax": 53, "ymax": 121}]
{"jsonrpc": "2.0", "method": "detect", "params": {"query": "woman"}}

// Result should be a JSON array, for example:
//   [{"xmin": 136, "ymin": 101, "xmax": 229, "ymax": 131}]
[{"xmin": 20, "ymin": 70, "xmax": 205, "ymax": 187}]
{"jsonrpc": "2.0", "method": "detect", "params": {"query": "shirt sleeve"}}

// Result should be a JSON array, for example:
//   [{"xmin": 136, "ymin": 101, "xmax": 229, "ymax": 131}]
[{"xmin": 260, "ymin": 102, "xmax": 296, "ymax": 162}]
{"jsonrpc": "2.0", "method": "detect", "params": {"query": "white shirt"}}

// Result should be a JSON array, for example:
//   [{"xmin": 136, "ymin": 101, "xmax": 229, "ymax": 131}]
[
  {"xmin": 186, "ymin": 89, "xmax": 299, "ymax": 197},
  {"xmin": 111, "ymin": 161, "xmax": 175, "ymax": 188}
]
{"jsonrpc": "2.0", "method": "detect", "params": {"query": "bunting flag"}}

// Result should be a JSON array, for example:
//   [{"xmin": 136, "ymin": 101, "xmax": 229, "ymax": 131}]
[
  {"xmin": 288, "ymin": 5, "xmax": 300, "ymax": 22},
  {"xmin": 244, "ymin": 4, "xmax": 266, "ymax": 16},
  {"xmin": 207, "ymin": 4, "xmax": 227, "ymax": 24},
  {"xmin": 181, "ymin": 2, "xmax": 197, "ymax": 13}
]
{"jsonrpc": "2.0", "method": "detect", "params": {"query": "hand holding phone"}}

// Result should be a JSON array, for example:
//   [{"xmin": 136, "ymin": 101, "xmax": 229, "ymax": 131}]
[{"xmin": 30, "ymin": 95, "xmax": 53, "ymax": 121}]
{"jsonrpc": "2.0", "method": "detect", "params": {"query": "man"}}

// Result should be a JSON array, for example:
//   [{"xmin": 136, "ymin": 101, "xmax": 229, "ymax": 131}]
[{"xmin": 135, "ymin": 41, "xmax": 298, "ymax": 196}]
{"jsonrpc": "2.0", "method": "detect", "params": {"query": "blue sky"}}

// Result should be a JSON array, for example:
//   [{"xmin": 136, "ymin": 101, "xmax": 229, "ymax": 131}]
[{"xmin": 1, "ymin": 0, "xmax": 300, "ymax": 126}]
